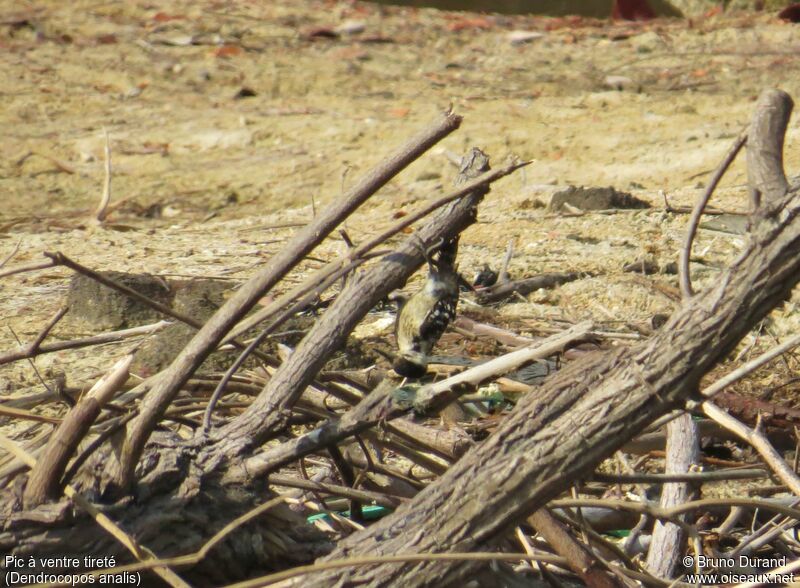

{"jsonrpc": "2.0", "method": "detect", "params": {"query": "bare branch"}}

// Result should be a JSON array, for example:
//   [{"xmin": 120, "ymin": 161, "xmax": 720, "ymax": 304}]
[
  {"xmin": 106, "ymin": 109, "xmax": 463, "ymax": 495},
  {"xmin": 528, "ymin": 509, "xmax": 623, "ymax": 588},
  {"xmin": 678, "ymin": 131, "xmax": 747, "ymax": 298},
  {"xmin": 267, "ymin": 474, "xmax": 404, "ymax": 508},
  {"xmin": 0, "ymin": 259, "xmax": 57, "ymax": 280},
  {"xmin": 701, "ymin": 402, "xmax": 800, "ymax": 495},
  {"xmin": 24, "ymin": 355, "xmax": 132, "ymax": 508},
  {"xmin": 645, "ymin": 414, "xmax": 699, "ymax": 578},
  {"xmin": 0, "ymin": 320, "xmax": 170, "ymax": 366}
]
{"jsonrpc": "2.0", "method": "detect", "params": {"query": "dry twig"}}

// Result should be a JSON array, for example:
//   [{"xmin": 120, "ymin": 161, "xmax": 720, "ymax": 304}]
[{"xmin": 678, "ymin": 131, "xmax": 747, "ymax": 298}]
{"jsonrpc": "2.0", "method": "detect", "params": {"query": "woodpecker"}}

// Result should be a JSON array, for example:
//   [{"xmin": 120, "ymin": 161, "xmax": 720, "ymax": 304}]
[{"xmin": 393, "ymin": 237, "xmax": 460, "ymax": 378}]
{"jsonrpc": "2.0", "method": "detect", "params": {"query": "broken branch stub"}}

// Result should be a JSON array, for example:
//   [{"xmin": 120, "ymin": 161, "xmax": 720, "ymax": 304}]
[
  {"xmin": 747, "ymin": 88, "xmax": 792, "ymax": 210},
  {"xmin": 23, "ymin": 355, "xmax": 132, "ymax": 508}
]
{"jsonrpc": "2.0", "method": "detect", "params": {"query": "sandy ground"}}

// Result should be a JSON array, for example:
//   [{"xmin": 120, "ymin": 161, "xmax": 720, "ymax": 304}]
[{"xmin": 2, "ymin": 1, "xmax": 800, "ymax": 410}]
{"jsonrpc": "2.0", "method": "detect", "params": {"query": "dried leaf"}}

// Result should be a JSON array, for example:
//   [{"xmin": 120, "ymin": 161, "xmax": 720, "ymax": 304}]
[
  {"xmin": 152, "ymin": 12, "xmax": 185, "ymax": 22},
  {"xmin": 446, "ymin": 17, "xmax": 493, "ymax": 32},
  {"xmin": 212, "ymin": 44, "xmax": 242, "ymax": 58}
]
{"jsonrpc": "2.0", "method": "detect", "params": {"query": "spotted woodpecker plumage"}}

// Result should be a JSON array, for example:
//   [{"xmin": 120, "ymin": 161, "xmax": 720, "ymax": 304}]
[{"xmin": 393, "ymin": 237, "xmax": 460, "ymax": 378}]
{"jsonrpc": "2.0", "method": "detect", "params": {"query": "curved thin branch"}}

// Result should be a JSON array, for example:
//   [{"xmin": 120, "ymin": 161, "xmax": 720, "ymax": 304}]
[{"xmin": 678, "ymin": 131, "xmax": 747, "ymax": 299}]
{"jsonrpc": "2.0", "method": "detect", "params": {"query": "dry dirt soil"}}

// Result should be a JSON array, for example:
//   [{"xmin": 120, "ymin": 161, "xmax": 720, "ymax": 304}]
[{"xmin": 3, "ymin": 2, "xmax": 800, "ymax": 412}]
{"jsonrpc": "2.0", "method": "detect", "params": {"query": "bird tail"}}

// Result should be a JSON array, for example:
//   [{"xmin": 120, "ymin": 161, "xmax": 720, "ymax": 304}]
[{"xmin": 393, "ymin": 354, "xmax": 428, "ymax": 378}]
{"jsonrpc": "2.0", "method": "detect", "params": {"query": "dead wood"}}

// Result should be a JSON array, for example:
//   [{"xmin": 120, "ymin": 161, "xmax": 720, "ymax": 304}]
[
  {"xmin": 298, "ymin": 89, "xmax": 797, "ymax": 587},
  {"xmin": 201, "ymin": 148, "xmax": 496, "ymax": 465},
  {"xmin": 592, "ymin": 468, "xmax": 767, "ymax": 484},
  {"xmin": 0, "ymin": 140, "xmax": 532, "ymax": 584},
  {"xmin": 23, "ymin": 356, "xmax": 132, "ymax": 508},
  {"xmin": 1, "ymin": 114, "xmax": 478, "ymax": 582},
  {"xmin": 453, "ymin": 316, "xmax": 537, "ymax": 347},
  {"xmin": 0, "ymin": 258, "xmax": 55, "ymax": 280},
  {"xmin": 201, "ymin": 159, "xmax": 529, "ymax": 432},
  {"xmin": 267, "ymin": 474, "xmax": 403, "ymax": 509},
  {"xmin": 0, "ymin": 320, "xmax": 170, "ymax": 366},
  {"xmin": 106, "ymin": 110, "xmax": 463, "ymax": 495},
  {"xmin": 476, "ymin": 272, "xmax": 582, "ymax": 304},
  {"xmin": 226, "ymin": 322, "xmax": 591, "ymax": 483},
  {"xmin": 296, "ymin": 380, "xmax": 461, "ymax": 477},
  {"xmin": 621, "ymin": 418, "xmax": 741, "ymax": 454},
  {"xmin": 527, "ymin": 509, "xmax": 623, "ymax": 588},
  {"xmin": 747, "ymin": 89, "xmax": 792, "ymax": 208},
  {"xmin": 384, "ymin": 419, "xmax": 473, "ymax": 461},
  {"xmin": 5, "ymin": 90, "xmax": 800, "ymax": 588},
  {"xmin": 644, "ymin": 414, "xmax": 698, "ymax": 578}
]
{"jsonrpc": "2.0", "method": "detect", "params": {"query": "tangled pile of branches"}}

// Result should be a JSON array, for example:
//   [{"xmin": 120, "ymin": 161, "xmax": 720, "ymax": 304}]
[{"xmin": 2, "ymin": 89, "xmax": 800, "ymax": 587}]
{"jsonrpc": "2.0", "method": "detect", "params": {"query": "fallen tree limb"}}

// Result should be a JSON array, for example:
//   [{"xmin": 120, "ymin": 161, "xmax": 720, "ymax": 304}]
[
  {"xmin": 203, "ymin": 149, "xmax": 501, "ymax": 462},
  {"xmin": 644, "ymin": 414, "xmax": 698, "ymax": 578},
  {"xmin": 225, "ymin": 321, "xmax": 592, "ymax": 483},
  {"xmin": 527, "ymin": 509, "xmax": 623, "ymax": 588},
  {"xmin": 302, "ymin": 88, "xmax": 798, "ymax": 587},
  {"xmin": 105, "ymin": 109, "xmax": 463, "ymax": 495}
]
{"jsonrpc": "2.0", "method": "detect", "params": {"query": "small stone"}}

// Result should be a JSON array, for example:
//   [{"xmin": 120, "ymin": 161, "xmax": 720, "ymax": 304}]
[
  {"xmin": 66, "ymin": 272, "xmax": 172, "ymax": 330},
  {"xmin": 336, "ymin": 20, "xmax": 366, "ymax": 35},
  {"xmin": 507, "ymin": 30, "xmax": 544, "ymax": 45},
  {"xmin": 604, "ymin": 75, "xmax": 635, "ymax": 91},
  {"xmin": 622, "ymin": 258, "xmax": 659, "ymax": 275}
]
